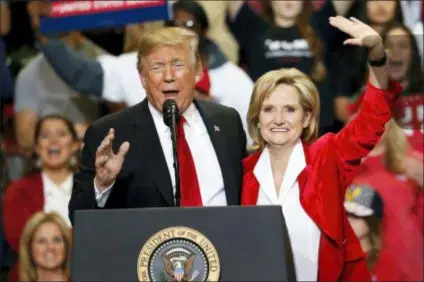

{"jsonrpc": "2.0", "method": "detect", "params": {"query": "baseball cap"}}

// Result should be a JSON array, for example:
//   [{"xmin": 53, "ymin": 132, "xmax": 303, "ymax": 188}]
[{"xmin": 344, "ymin": 184, "xmax": 384, "ymax": 219}]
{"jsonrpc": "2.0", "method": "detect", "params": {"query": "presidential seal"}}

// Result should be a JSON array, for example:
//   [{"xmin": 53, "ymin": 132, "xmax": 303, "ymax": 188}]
[{"xmin": 137, "ymin": 227, "xmax": 220, "ymax": 282}]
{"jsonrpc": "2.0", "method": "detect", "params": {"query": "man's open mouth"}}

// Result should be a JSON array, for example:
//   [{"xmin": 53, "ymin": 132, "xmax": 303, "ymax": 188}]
[{"xmin": 162, "ymin": 90, "xmax": 179, "ymax": 96}]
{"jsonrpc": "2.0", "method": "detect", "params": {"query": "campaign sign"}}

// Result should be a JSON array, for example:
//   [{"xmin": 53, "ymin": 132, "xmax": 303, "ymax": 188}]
[{"xmin": 40, "ymin": 0, "xmax": 172, "ymax": 34}]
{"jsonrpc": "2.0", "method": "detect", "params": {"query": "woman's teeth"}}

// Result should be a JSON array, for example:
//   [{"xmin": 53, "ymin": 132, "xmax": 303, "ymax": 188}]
[
  {"xmin": 47, "ymin": 147, "xmax": 61, "ymax": 155},
  {"xmin": 271, "ymin": 128, "xmax": 288, "ymax": 132},
  {"xmin": 389, "ymin": 60, "xmax": 403, "ymax": 67}
]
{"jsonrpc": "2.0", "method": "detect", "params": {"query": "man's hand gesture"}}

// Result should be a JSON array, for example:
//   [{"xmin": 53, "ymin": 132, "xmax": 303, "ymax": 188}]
[{"xmin": 95, "ymin": 128, "xmax": 130, "ymax": 192}]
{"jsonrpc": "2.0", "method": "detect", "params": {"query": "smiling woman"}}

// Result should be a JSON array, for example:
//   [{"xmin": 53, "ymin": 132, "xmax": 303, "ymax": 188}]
[
  {"xmin": 2, "ymin": 115, "xmax": 79, "ymax": 281},
  {"xmin": 19, "ymin": 212, "xmax": 72, "ymax": 282},
  {"xmin": 383, "ymin": 22, "xmax": 424, "ymax": 93},
  {"xmin": 241, "ymin": 16, "xmax": 403, "ymax": 281},
  {"xmin": 248, "ymin": 68, "xmax": 318, "ymax": 151}
]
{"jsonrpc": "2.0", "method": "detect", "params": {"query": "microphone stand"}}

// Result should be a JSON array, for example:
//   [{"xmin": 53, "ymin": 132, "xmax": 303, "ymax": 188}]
[
  {"xmin": 163, "ymin": 99, "xmax": 181, "ymax": 207},
  {"xmin": 170, "ymin": 113, "xmax": 181, "ymax": 207}
]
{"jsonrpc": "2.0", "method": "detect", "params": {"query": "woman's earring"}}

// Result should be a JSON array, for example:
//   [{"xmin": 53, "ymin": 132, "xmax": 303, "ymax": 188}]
[
  {"xmin": 35, "ymin": 158, "xmax": 43, "ymax": 168},
  {"xmin": 69, "ymin": 155, "xmax": 78, "ymax": 167}
]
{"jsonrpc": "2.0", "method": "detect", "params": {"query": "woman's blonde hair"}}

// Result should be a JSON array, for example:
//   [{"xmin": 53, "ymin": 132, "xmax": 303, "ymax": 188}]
[
  {"xmin": 247, "ymin": 68, "xmax": 320, "ymax": 150},
  {"xmin": 19, "ymin": 212, "xmax": 72, "ymax": 281},
  {"xmin": 136, "ymin": 26, "xmax": 202, "ymax": 73},
  {"xmin": 364, "ymin": 215, "xmax": 382, "ymax": 270},
  {"xmin": 383, "ymin": 119, "xmax": 410, "ymax": 173}
]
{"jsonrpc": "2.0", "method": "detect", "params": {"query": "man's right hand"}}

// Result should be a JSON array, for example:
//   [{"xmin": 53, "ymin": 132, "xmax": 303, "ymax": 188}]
[{"xmin": 94, "ymin": 128, "xmax": 130, "ymax": 192}]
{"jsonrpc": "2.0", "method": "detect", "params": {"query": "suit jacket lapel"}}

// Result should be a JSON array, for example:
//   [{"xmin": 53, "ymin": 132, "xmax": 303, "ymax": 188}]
[
  {"xmin": 195, "ymin": 100, "xmax": 238, "ymax": 205},
  {"xmin": 132, "ymin": 100, "xmax": 175, "ymax": 206}
]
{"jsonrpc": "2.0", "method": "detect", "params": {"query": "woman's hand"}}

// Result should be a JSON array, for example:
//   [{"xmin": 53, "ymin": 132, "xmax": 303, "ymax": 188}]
[
  {"xmin": 329, "ymin": 16, "xmax": 384, "ymax": 60},
  {"xmin": 330, "ymin": 16, "xmax": 388, "ymax": 89}
]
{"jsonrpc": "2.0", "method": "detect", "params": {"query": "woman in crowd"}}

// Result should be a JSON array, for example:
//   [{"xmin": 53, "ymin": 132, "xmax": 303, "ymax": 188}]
[
  {"xmin": 335, "ymin": 0, "xmax": 404, "ymax": 123},
  {"xmin": 345, "ymin": 118, "xmax": 423, "ymax": 281},
  {"xmin": 348, "ymin": 21, "xmax": 424, "ymax": 151},
  {"xmin": 241, "ymin": 16, "xmax": 402, "ymax": 281},
  {"xmin": 3, "ymin": 114, "xmax": 79, "ymax": 281},
  {"xmin": 19, "ymin": 211, "xmax": 72, "ymax": 281},
  {"xmin": 228, "ymin": 0, "xmax": 355, "ymax": 135}
]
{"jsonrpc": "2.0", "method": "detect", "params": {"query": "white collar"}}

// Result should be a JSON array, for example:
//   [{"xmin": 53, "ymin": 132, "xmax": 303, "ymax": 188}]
[
  {"xmin": 254, "ymin": 139, "xmax": 306, "ymax": 203},
  {"xmin": 41, "ymin": 172, "xmax": 73, "ymax": 196},
  {"xmin": 148, "ymin": 101, "xmax": 203, "ymax": 134}
]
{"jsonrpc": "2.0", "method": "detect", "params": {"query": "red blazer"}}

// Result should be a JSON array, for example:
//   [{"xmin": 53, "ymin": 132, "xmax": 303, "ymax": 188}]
[
  {"xmin": 241, "ymin": 81, "xmax": 402, "ymax": 281},
  {"xmin": 3, "ymin": 173, "xmax": 44, "ymax": 281}
]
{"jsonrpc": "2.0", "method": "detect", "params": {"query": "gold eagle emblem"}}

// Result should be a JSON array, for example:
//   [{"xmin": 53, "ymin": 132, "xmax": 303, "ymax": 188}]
[{"xmin": 163, "ymin": 253, "xmax": 195, "ymax": 281}]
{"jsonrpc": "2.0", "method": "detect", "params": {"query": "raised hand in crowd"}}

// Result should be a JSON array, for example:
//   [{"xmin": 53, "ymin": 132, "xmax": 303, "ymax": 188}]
[
  {"xmin": 26, "ymin": 0, "xmax": 51, "ymax": 43},
  {"xmin": 330, "ymin": 16, "xmax": 384, "ymax": 57},
  {"xmin": 329, "ymin": 16, "xmax": 388, "ymax": 89},
  {"xmin": 94, "ymin": 128, "xmax": 130, "ymax": 192}
]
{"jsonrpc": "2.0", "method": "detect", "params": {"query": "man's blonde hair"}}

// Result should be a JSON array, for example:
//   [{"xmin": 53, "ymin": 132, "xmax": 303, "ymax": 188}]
[
  {"xmin": 136, "ymin": 26, "xmax": 202, "ymax": 72},
  {"xmin": 19, "ymin": 212, "xmax": 72, "ymax": 281},
  {"xmin": 247, "ymin": 68, "xmax": 320, "ymax": 150}
]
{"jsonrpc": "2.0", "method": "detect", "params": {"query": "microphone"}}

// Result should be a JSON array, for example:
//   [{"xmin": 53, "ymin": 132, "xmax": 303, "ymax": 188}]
[{"xmin": 162, "ymin": 99, "xmax": 181, "ymax": 207}]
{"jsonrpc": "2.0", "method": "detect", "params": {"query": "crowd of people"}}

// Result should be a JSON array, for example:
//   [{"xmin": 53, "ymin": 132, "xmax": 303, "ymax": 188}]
[{"xmin": 0, "ymin": 0, "xmax": 423, "ymax": 281}]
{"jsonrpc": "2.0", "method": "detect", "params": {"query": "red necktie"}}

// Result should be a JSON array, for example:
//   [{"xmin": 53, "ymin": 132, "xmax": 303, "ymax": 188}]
[{"xmin": 177, "ymin": 116, "xmax": 203, "ymax": 206}]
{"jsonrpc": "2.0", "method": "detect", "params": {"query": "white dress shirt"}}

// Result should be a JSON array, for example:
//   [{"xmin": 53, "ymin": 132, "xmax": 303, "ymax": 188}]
[
  {"xmin": 95, "ymin": 102, "xmax": 227, "ymax": 207},
  {"xmin": 254, "ymin": 140, "xmax": 321, "ymax": 281},
  {"xmin": 41, "ymin": 172, "xmax": 73, "ymax": 227}
]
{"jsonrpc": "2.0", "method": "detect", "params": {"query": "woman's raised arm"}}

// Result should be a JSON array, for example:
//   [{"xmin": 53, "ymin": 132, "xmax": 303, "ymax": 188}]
[{"xmin": 328, "ymin": 16, "xmax": 402, "ymax": 185}]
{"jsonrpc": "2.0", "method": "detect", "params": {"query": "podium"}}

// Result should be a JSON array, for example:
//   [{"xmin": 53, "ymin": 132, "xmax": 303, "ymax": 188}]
[{"xmin": 71, "ymin": 206, "xmax": 296, "ymax": 281}]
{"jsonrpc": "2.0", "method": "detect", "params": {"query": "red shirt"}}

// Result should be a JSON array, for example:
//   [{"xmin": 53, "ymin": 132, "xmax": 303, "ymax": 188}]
[
  {"xmin": 404, "ymin": 129, "xmax": 424, "ymax": 153},
  {"xmin": 349, "ymin": 92, "xmax": 423, "ymax": 130},
  {"xmin": 348, "ymin": 91, "xmax": 424, "ymax": 152},
  {"xmin": 352, "ymin": 154, "xmax": 424, "ymax": 281}
]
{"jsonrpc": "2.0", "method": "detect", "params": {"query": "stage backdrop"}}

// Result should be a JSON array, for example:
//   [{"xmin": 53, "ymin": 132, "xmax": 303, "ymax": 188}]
[{"xmin": 40, "ymin": 0, "xmax": 172, "ymax": 35}]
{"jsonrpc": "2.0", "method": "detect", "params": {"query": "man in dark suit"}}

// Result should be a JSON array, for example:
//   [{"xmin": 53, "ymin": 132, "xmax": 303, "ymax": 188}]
[{"xmin": 68, "ymin": 27, "xmax": 247, "ymax": 223}]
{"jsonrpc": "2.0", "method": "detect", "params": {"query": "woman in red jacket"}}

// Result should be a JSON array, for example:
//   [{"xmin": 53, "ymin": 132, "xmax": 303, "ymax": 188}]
[
  {"xmin": 3, "ymin": 114, "xmax": 79, "ymax": 281},
  {"xmin": 241, "ymin": 16, "xmax": 402, "ymax": 281}
]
